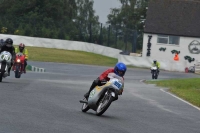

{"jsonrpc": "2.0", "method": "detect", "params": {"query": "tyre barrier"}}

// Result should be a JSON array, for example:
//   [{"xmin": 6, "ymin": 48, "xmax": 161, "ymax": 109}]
[
  {"xmin": 195, "ymin": 62, "xmax": 200, "ymax": 74},
  {"xmin": 26, "ymin": 65, "xmax": 45, "ymax": 72}
]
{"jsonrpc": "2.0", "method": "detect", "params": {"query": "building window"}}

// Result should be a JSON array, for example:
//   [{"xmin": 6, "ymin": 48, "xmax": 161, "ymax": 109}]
[{"xmin": 157, "ymin": 35, "xmax": 180, "ymax": 45}]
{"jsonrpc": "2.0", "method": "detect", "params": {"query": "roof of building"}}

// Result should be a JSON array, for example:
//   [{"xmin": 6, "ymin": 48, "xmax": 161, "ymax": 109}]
[{"xmin": 144, "ymin": 0, "xmax": 200, "ymax": 37}]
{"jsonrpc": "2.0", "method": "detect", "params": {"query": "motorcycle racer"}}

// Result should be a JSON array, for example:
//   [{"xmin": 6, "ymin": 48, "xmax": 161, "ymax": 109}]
[
  {"xmin": 0, "ymin": 38, "xmax": 16, "ymax": 76},
  {"xmin": 151, "ymin": 60, "xmax": 160, "ymax": 74},
  {"xmin": 15, "ymin": 43, "xmax": 28, "ymax": 73},
  {"xmin": 84, "ymin": 62, "xmax": 127, "ymax": 99}
]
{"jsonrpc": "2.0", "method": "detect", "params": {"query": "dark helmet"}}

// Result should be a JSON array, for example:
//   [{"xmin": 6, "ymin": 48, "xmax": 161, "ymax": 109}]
[
  {"xmin": 5, "ymin": 38, "xmax": 13, "ymax": 47},
  {"xmin": 153, "ymin": 60, "xmax": 157, "ymax": 64},
  {"xmin": 114, "ymin": 62, "xmax": 127, "ymax": 77},
  {"xmin": 19, "ymin": 43, "xmax": 25, "ymax": 52}
]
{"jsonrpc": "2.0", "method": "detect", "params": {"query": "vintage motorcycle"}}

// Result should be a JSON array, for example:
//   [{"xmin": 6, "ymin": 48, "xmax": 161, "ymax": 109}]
[
  {"xmin": 79, "ymin": 73, "xmax": 124, "ymax": 116},
  {"xmin": 0, "ymin": 51, "xmax": 12, "ymax": 82},
  {"xmin": 13, "ymin": 52, "xmax": 25, "ymax": 78},
  {"xmin": 151, "ymin": 66, "xmax": 159, "ymax": 79}
]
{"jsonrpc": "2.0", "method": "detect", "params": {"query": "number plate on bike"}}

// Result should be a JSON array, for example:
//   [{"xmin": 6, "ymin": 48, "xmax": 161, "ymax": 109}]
[{"xmin": 114, "ymin": 81, "xmax": 122, "ymax": 89}]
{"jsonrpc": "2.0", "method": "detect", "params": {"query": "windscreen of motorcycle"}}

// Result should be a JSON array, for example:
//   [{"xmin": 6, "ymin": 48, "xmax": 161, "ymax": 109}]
[{"xmin": 151, "ymin": 66, "xmax": 157, "ymax": 70}]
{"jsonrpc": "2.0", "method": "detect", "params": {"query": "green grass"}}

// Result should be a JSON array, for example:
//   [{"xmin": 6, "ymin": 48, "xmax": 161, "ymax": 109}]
[
  {"xmin": 25, "ymin": 46, "xmax": 118, "ymax": 66},
  {"xmin": 146, "ymin": 78, "xmax": 200, "ymax": 107}
]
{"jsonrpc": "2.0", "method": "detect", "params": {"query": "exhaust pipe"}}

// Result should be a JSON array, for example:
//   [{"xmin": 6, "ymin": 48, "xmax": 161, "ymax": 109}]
[{"xmin": 79, "ymin": 100, "xmax": 88, "ymax": 104}]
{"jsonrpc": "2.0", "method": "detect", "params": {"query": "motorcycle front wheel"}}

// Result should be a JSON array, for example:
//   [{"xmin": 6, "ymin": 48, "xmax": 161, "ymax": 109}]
[
  {"xmin": 81, "ymin": 98, "xmax": 90, "ymax": 112},
  {"xmin": 96, "ymin": 92, "xmax": 113, "ymax": 116},
  {"xmin": 0, "ymin": 63, "xmax": 6, "ymax": 82},
  {"xmin": 15, "ymin": 65, "xmax": 21, "ymax": 78},
  {"xmin": 155, "ymin": 74, "xmax": 158, "ymax": 79},
  {"xmin": 152, "ymin": 73, "xmax": 155, "ymax": 79}
]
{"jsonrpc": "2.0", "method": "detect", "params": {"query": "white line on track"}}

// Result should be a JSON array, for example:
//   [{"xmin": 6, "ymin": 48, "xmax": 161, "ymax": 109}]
[{"xmin": 160, "ymin": 89, "xmax": 200, "ymax": 111}]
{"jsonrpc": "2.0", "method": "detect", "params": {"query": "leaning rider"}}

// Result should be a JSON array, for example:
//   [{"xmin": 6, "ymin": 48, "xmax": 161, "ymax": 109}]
[
  {"xmin": 84, "ymin": 62, "xmax": 127, "ymax": 100},
  {"xmin": 15, "ymin": 43, "xmax": 29, "ymax": 73}
]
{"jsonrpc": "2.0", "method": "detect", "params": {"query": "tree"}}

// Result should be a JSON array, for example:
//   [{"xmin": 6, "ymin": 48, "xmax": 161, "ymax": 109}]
[
  {"xmin": 75, "ymin": 0, "xmax": 99, "ymax": 42},
  {"xmin": 0, "ymin": 0, "xmax": 78, "ymax": 39},
  {"xmin": 107, "ymin": 0, "xmax": 148, "ymax": 51}
]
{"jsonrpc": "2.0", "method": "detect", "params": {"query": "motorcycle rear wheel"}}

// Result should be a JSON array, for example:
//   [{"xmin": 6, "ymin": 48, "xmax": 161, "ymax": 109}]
[{"xmin": 96, "ymin": 92, "xmax": 113, "ymax": 116}]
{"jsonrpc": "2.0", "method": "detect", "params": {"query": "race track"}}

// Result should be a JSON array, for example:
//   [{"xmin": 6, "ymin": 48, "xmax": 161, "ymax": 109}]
[{"xmin": 0, "ymin": 61, "xmax": 200, "ymax": 133}]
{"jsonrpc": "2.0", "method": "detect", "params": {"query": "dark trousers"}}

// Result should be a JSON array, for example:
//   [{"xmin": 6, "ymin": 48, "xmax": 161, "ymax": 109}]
[
  {"xmin": 8, "ymin": 62, "xmax": 13, "ymax": 73},
  {"xmin": 88, "ymin": 78, "xmax": 101, "ymax": 93},
  {"xmin": 24, "ymin": 60, "xmax": 27, "ymax": 72},
  {"xmin": 84, "ymin": 78, "xmax": 102, "ymax": 98}
]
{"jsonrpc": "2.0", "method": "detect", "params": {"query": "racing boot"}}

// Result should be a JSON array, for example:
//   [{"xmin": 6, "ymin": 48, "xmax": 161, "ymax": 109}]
[
  {"xmin": 24, "ymin": 63, "xmax": 27, "ymax": 74},
  {"xmin": 84, "ymin": 92, "xmax": 90, "ymax": 99},
  {"xmin": 8, "ymin": 67, "xmax": 11, "ymax": 76},
  {"xmin": 24, "ymin": 66, "xmax": 26, "ymax": 73}
]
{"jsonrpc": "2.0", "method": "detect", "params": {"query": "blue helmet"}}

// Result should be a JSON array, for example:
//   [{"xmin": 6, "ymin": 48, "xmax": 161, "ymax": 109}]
[{"xmin": 114, "ymin": 62, "xmax": 127, "ymax": 77}]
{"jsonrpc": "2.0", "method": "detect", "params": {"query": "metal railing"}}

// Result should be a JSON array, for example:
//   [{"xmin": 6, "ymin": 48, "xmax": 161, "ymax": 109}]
[{"xmin": 0, "ymin": 17, "xmax": 143, "ymax": 53}]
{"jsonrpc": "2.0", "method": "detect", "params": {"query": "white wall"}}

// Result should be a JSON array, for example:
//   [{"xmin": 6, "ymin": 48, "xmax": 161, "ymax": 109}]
[
  {"xmin": 118, "ymin": 54, "xmax": 187, "ymax": 72},
  {"xmin": 142, "ymin": 33, "xmax": 200, "ymax": 68},
  {"xmin": 0, "ymin": 34, "xmax": 121, "ymax": 59}
]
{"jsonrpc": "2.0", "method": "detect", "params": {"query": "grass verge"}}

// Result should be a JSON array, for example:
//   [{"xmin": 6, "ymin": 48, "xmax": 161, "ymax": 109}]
[
  {"xmin": 25, "ymin": 46, "xmax": 118, "ymax": 67},
  {"xmin": 145, "ymin": 78, "xmax": 200, "ymax": 107}
]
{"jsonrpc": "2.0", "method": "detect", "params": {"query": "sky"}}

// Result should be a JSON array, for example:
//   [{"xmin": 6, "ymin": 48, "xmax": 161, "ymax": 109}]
[{"xmin": 93, "ymin": 0, "xmax": 121, "ymax": 24}]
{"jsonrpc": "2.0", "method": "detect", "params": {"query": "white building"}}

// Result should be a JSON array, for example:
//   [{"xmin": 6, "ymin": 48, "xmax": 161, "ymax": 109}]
[{"xmin": 141, "ymin": 0, "xmax": 200, "ymax": 72}]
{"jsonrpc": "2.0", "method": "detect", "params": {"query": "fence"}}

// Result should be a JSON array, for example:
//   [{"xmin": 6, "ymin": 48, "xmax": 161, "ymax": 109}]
[{"xmin": 0, "ymin": 17, "xmax": 143, "ymax": 54}]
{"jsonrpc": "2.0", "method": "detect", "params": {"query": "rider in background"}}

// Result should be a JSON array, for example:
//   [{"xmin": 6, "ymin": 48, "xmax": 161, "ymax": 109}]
[
  {"xmin": 152, "ymin": 60, "xmax": 160, "ymax": 74},
  {"xmin": 0, "ymin": 39, "xmax": 4, "ymax": 50},
  {"xmin": 15, "ymin": 43, "xmax": 28, "ymax": 73},
  {"xmin": 84, "ymin": 62, "xmax": 127, "ymax": 99},
  {"xmin": 0, "ymin": 38, "xmax": 16, "ymax": 76}
]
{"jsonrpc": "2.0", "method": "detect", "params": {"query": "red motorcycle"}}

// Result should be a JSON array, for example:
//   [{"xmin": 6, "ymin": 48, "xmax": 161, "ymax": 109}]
[{"xmin": 13, "ymin": 52, "xmax": 25, "ymax": 78}]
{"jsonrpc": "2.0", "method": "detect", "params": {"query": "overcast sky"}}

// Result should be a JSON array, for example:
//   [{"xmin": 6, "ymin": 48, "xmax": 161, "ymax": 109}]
[{"xmin": 93, "ymin": 0, "xmax": 121, "ymax": 24}]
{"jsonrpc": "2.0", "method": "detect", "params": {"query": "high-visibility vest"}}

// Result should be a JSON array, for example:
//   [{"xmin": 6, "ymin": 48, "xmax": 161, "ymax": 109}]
[{"xmin": 15, "ymin": 47, "xmax": 29, "ymax": 59}]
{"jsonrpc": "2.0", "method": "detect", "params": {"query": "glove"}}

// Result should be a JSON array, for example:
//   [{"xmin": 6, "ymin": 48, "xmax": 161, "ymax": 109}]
[
  {"xmin": 119, "ymin": 89, "xmax": 123, "ymax": 95},
  {"xmin": 100, "ymin": 79, "xmax": 107, "ymax": 84}
]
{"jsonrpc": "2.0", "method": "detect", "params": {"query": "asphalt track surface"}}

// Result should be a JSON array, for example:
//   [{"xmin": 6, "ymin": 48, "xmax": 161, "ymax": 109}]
[{"xmin": 0, "ymin": 61, "xmax": 200, "ymax": 133}]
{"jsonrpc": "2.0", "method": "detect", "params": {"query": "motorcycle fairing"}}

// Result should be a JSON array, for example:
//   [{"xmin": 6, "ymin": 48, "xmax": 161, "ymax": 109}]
[{"xmin": 88, "ymin": 83, "xmax": 111, "ymax": 110}]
